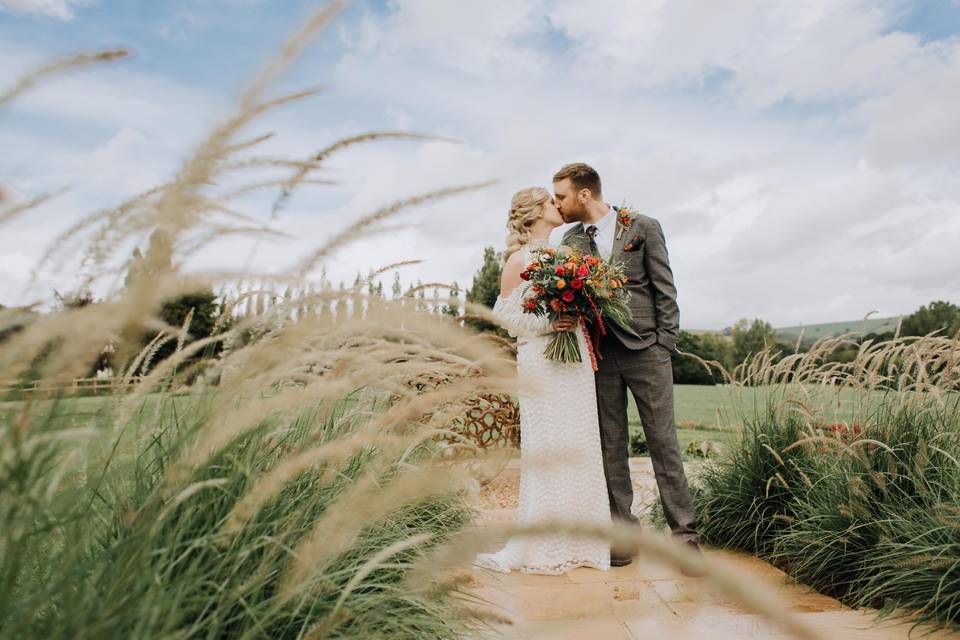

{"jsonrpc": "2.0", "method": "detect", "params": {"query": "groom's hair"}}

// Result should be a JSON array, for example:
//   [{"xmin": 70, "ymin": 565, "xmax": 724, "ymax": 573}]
[{"xmin": 553, "ymin": 163, "xmax": 602, "ymax": 198}]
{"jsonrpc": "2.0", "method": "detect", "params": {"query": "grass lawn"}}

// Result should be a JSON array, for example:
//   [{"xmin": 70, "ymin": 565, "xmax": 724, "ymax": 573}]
[
  {"xmin": 3, "ymin": 383, "xmax": 877, "ymax": 465},
  {"xmin": 671, "ymin": 426, "xmax": 739, "ymax": 456},
  {"xmin": 0, "ymin": 392, "xmax": 201, "ymax": 482},
  {"xmin": 628, "ymin": 383, "xmax": 891, "ymax": 457}
]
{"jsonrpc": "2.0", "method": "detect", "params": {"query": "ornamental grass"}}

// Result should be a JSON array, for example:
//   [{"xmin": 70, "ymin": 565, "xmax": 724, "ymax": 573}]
[{"xmin": 688, "ymin": 333, "xmax": 960, "ymax": 631}]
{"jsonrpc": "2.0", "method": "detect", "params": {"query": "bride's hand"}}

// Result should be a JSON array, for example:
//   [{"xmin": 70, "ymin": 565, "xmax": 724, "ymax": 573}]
[{"xmin": 552, "ymin": 315, "xmax": 577, "ymax": 332}]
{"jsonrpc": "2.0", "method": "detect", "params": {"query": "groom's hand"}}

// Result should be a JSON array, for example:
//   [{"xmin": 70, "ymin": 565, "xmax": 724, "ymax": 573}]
[{"xmin": 553, "ymin": 315, "xmax": 577, "ymax": 332}]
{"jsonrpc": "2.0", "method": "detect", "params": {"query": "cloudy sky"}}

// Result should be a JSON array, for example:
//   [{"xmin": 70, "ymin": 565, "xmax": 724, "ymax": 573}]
[{"xmin": 1, "ymin": 0, "xmax": 958, "ymax": 329}]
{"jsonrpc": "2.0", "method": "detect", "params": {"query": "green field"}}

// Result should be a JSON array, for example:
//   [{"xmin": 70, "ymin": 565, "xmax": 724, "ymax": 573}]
[
  {"xmin": 628, "ymin": 383, "xmax": 886, "ymax": 456},
  {"xmin": 4, "ymin": 383, "xmax": 874, "ymax": 464},
  {"xmin": 775, "ymin": 316, "xmax": 902, "ymax": 344}
]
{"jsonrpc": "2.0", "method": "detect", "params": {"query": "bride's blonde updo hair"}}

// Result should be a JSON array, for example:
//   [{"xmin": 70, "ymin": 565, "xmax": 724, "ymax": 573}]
[{"xmin": 504, "ymin": 187, "xmax": 550, "ymax": 259}]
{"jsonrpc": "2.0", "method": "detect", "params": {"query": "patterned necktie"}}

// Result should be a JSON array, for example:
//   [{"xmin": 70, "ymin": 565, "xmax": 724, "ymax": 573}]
[{"xmin": 585, "ymin": 225, "xmax": 599, "ymax": 257}]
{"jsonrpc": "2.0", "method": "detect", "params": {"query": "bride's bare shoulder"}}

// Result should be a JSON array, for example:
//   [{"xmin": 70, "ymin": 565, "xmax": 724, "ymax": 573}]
[{"xmin": 499, "ymin": 249, "xmax": 528, "ymax": 299}]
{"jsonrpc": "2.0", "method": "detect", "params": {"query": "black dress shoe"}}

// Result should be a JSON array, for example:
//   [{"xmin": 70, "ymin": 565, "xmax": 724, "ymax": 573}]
[
  {"xmin": 610, "ymin": 554, "xmax": 633, "ymax": 567},
  {"xmin": 680, "ymin": 540, "xmax": 705, "ymax": 577}
]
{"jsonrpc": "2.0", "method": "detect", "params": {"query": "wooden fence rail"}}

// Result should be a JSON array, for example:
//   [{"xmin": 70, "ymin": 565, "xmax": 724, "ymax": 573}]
[{"xmin": 0, "ymin": 376, "xmax": 143, "ymax": 398}]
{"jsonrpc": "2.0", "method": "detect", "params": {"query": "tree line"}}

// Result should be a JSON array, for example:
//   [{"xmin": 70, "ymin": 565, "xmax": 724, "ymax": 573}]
[
  {"xmin": 463, "ymin": 245, "xmax": 960, "ymax": 385},
  {"xmin": 0, "ymin": 230, "xmax": 466, "ymax": 386},
  {"xmin": 3, "ymin": 239, "xmax": 957, "ymax": 388}
]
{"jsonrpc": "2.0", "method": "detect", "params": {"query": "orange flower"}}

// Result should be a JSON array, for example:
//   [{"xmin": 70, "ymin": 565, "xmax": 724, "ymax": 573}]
[{"xmin": 556, "ymin": 278, "xmax": 567, "ymax": 289}]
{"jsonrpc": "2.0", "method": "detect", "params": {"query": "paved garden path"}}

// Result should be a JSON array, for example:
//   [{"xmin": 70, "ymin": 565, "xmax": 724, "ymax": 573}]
[{"xmin": 464, "ymin": 458, "xmax": 959, "ymax": 640}]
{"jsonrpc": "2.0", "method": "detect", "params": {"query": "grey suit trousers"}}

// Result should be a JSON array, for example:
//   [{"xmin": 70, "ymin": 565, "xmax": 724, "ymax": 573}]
[{"xmin": 595, "ymin": 333, "xmax": 698, "ymax": 542}]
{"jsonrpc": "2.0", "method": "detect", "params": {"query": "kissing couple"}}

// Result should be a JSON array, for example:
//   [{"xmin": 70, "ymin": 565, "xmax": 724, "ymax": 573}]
[{"xmin": 474, "ymin": 162, "xmax": 700, "ymax": 575}]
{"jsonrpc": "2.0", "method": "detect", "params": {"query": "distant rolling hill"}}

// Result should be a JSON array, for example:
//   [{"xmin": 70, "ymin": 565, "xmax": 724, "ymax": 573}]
[{"xmin": 775, "ymin": 316, "xmax": 902, "ymax": 345}]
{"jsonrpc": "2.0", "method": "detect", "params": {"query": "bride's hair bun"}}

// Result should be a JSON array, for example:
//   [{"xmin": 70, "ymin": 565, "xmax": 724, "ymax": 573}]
[{"xmin": 505, "ymin": 187, "xmax": 550, "ymax": 259}]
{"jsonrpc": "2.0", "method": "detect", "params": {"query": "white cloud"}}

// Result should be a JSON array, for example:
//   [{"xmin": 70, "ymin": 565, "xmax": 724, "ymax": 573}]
[
  {"xmin": 3, "ymin": 0, "xmax": 959, "ymax": 329},
  {"xmin": 318, "ymin": 0, "xmax": 960, "ymax": 327},
  {"xmin": 346, "ymin": 0, "xmax": 551, "ymax": 77},
  {"xmin": 0, "ymin": 0, "xmax": 92, "ymax": 20},
  {"xmin": 0, "ymin": 38, "xmax": 225, "ymax": 305}
]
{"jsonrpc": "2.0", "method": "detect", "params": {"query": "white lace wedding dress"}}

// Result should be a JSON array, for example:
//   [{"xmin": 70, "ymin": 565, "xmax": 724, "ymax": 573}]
[{"xmin": 473, "ymin": 245, "xmax": 611, "ymax": 575}]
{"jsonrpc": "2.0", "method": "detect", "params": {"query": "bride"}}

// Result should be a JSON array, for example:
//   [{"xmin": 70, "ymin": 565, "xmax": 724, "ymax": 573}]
[{"xmin": 473, "ymin": 187, "xmax": 611, "ymax": 575}]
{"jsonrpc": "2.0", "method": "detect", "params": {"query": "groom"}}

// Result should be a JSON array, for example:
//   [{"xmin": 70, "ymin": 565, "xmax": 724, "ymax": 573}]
[{"xmin": 552, "ymin": 162, "xmax": 699, "ymax": 567}]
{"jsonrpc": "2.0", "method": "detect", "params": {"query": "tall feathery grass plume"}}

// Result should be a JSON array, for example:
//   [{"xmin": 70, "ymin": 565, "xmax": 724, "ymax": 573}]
[
  {"xmin": 665, "ymin": 333, "xmax": 960, "ymax": 633},
  {"xmin": 0, "ymin": 5, "xmax": 526, "ymax": 639},
  {"xmin": 0, "ymin": 49, "xmax": 130, "ymax": 109}
]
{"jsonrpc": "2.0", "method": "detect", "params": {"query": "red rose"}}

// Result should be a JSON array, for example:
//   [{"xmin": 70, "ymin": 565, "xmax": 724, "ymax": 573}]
[
  {"xmin": 571, "ymin": 278, "xmax": 584, "ymax": 289},
  {"xmin": 588, "ymin": 257, "xmax": 600, "ymax": 266},
  {"xmin": 554, "ymin": 265, "xmax": 566, "ymax": 276},
  {"xmin": 520, "ymin": 270, "xmax": 531, "ymax": 281},
  {"xmin": 577, "ymin": 264, "xmax": 589, "ymax": 277},
  {"xmin": 561, "ymin": 290, "xmax": 575, "ymax": 303}
]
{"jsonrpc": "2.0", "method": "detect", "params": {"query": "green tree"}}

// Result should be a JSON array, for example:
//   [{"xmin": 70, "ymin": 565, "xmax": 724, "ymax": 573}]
[
  {"xmin": 122, "ymin": 230, "xmax": 222, "ymax": 375},
  {"xmin": 673, "ymin": 331, "xmax": 733, "ymax": 385},
  {"xmin": 135, "ymin": 290, "xmax": 221, "ymax": 376},
  {"xmin": 391, "ymin": 272, "xmax": 402, "ymax": 299},
  {"xmin": 901, "ymin": 300, "xmax": 960, "ymax": 338},
  {"xmin": 415, "ymin": 279, "xmax": 426, "ymax": 312},
  {"xmin": 465, "ymin": 246, "xmax": 502, "ymax": 332},
  {"xmin": 442, "ymin": 282, "xmax": 461, "ymax": 318},
  {"xmin": 731, "ymin": 318, "xmax": 779, "ymax": 365}
]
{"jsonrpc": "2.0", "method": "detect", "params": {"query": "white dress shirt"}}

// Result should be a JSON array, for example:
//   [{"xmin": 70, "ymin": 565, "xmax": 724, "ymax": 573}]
[{"xmin": 582, "ymin": 206, "xmax": 616, "ymax": 261}]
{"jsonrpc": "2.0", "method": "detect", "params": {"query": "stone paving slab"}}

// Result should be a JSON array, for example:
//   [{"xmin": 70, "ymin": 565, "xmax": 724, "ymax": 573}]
[{"xmin": 465, "ymin": 457, "xmax": 959, "ymax": 640}]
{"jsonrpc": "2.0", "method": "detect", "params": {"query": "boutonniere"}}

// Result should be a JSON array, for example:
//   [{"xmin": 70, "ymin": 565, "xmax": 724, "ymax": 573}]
[{"xmin": 615, "ymin": 205, "xmax": 637, "ymax": 240}]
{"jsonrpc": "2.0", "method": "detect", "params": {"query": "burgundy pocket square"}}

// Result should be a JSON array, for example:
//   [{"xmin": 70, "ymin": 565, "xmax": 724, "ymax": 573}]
[{"xmin": 623, "ymin": 235, "xmax": 643, "ymax": 251}]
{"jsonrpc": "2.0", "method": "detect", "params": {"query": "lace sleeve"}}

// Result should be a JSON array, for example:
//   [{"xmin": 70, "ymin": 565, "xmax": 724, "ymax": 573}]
[{"xmin": 493, "ymin": 288, "xmax": 553, "ymax": 339}]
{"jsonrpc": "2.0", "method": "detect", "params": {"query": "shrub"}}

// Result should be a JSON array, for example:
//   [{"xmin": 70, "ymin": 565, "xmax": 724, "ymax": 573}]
[
  {"xmin": 690, "ymin": 336, "xmax": 960, "ymax": 630},
  {"xmin": 629, "ymin": 430, "xmax": 648, "ymax": 456},
  {"xmin": 673, "ymin": 330, "xmax": 732, "ymax": 385}
]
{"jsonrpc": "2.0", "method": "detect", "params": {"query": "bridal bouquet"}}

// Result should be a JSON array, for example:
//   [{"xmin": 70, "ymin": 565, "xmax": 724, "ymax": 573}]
[{"xmin": 519, "ymin": 246, "xmax": 631, "ymax": 367}]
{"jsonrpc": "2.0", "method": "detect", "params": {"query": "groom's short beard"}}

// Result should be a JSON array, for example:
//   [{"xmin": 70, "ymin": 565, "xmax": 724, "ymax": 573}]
[{"xmin": 566, "ymin": 201, "xmax": 587, "ymax": 223}]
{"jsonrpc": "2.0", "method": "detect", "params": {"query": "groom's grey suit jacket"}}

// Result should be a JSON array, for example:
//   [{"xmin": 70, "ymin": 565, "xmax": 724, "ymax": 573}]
[{"xmin": 561, "ymin": 210, "xmax": 679, "ymax": 351}]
